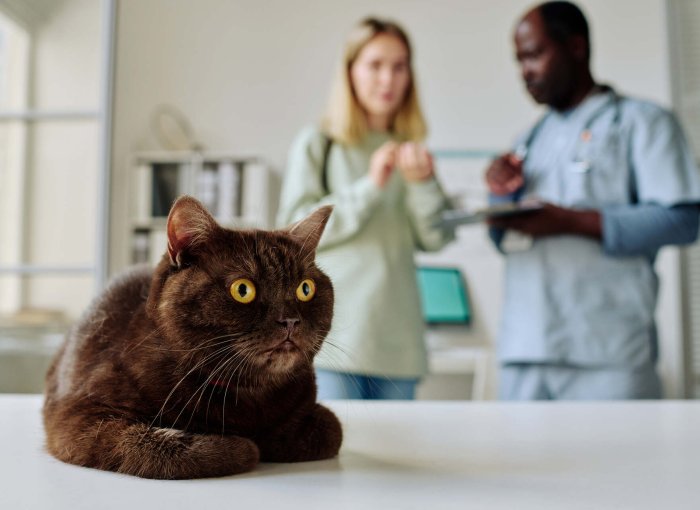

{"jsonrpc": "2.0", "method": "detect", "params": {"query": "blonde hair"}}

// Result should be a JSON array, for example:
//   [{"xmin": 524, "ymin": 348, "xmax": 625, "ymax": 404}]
[{"xmin": 321, "ymin": 17, "xmax": 427, "ymax": 145}]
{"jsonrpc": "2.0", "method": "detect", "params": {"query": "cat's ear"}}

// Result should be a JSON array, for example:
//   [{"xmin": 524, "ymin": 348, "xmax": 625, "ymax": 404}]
[
  {"xmin": 285, "ymin": 205, "xmax": 333, "ymax": 256},
  {"xmin": 166, "ymin": 195, "xmax": 218, "ymax": 267}
]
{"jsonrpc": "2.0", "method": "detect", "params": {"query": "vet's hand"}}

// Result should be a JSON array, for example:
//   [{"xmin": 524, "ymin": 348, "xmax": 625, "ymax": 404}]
[
  {"xmin": 369, "ymin": 141, "xmax": 399, "ymax": 188},
  {"xmin": 488, "ymin": 202, "xmax": 601, "ymax": 239},
  {"xmin": 486, "ymin": 153, "xmax": 524, "ymax": 195},
  {"xmin": 397, "ymin": 143, "xmax": 434, "ymax": 183}
]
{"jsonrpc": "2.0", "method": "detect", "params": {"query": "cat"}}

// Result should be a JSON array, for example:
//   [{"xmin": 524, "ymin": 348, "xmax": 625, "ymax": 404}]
[{"xmin": 43, "ymin": 195, "xmax": 342, "ymax": 479}]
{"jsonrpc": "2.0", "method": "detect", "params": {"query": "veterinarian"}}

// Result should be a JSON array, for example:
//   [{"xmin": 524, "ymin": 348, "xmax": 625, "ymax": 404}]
[{"xmin": 486, "ymin": 1, "xmax": 700, "ymax": 399}]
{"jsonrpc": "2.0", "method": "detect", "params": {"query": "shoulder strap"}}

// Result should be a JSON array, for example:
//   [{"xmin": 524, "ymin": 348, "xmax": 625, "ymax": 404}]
[{"xmin": 320, "ymin": 135, "xmax": 333, "ymax": 195}]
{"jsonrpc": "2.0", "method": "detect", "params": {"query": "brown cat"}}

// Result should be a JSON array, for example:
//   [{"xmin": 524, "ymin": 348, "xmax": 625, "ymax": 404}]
[{"xmin": 43, "ymin": 196, "xmax": 342, "ymax": 479}]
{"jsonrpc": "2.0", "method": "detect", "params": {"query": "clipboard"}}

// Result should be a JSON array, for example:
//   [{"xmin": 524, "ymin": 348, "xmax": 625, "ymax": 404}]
[{"xmin": 436, "ymin": 200, "xmax": 544, "ymax": 228}]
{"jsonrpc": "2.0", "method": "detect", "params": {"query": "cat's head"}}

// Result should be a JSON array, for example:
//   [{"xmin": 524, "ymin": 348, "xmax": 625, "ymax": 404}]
[{"xmin": 147, "ymin": 195, "xmax": 334, "ymax": 383}]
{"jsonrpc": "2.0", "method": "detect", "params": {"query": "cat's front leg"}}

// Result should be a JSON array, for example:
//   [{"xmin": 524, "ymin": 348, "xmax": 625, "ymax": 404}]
[
  {"xmin": 114, "ymin": 424, "xmax": 261, "ymax": 479},
  {"xmin": 45, "ymin": 409, "xmax": 259, "ymax": 479},
  {"xmin": 257, "ymin": 403, "xmax": 342, "ymax": 462}
]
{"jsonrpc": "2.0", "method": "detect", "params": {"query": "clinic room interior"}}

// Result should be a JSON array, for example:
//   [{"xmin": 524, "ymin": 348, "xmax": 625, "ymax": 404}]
[{"xmin": 1, "ymin": 0, "xmax": 700, "ymax": 405}]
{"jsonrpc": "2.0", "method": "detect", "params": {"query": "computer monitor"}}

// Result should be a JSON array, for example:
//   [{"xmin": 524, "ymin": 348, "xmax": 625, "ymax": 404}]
[{"xmin": 416, "ymin": 266, "xmax": 471, "ymax": 325}]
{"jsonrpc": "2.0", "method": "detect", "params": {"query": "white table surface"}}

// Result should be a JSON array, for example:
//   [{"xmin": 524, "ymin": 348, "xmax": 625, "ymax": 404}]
[{"xmin": 2, "ymin": 395, "xmax": 700, "ymax": 510}]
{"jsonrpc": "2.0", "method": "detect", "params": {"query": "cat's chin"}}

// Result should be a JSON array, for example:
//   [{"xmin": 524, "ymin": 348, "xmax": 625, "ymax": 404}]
[{"xmin": 263, "ymin": 341, "xmax": 306, "ymax": 374}]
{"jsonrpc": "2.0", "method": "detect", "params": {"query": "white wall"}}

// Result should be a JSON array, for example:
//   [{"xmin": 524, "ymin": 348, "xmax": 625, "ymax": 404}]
[{"xmin": 110, "ymin": 0, "xmax": 683, "ymax": 396}]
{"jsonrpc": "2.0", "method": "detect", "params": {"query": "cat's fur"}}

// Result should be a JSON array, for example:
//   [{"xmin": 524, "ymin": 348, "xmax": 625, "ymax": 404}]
[{"xmin": 43, "ymin": 196, "xmax": 342, "ymax": 479}]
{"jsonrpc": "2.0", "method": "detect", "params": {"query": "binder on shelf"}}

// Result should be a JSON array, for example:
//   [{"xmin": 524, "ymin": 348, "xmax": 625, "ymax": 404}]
[
  {"xmin": 130, "ymin": 151, "xmax": 270, "ymax": 264},
  {"xmin": 216, "ymin": 160, "xmax": 240, "ymax": 222},
  {"xmin": 179, "ymin": 156, "xmax": 199, "ymax": 207},
  {"xmin": 149, "ymin": 230, "xmax": 168, "ymax": 267},
  {"xmin": 131, "ymin": 229, "xmax": 150, "ymax": 264},
  {"xmin": 151, "ymin": 163, "xmax": 180, "ymax": 217},
  {"xmin": 197, "ymin": 163, "xmax": 219, "ymax": 215},
  {"xmin": 134, "ymin": 164, "xmax": 152, "ymax": 224},
  {"xmin": 241, "ymin": 161, "xmax": 270, "ymax": 227}
]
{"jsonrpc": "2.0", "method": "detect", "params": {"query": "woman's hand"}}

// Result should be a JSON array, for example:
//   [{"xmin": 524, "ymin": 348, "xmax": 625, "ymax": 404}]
[
  {"xmin": 369, "ymin": 141, "xmax": 399, "ymax": 188},
  {"xmin": 397, "ymin": 142, "xmax": 434, "ymax": 183}
]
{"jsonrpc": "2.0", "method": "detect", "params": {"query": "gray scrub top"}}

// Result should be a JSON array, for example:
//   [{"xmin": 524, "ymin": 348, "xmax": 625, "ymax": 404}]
[{"xmin": 500, "ymin": 88, "xmax": 700, "ymax": 367}]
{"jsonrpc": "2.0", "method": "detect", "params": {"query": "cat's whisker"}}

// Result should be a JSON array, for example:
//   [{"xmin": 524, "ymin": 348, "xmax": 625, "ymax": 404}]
[
  {"xmin": 311, "ymin": 335, "xmax": 370, "ymax": 398},
  {"xmin": 169, "ymin": 332, "xmax": 245, "ymax": 374},
  {"xmin": 123, "ymin": 322, "xmax": 170, "ymax": 354},
  {"xmin": 143, "ymin": 332, "xmax": 244, "ymax": 353},
  {"xmin": 315, "ymin": 336, "xmax": 357, "ymax": 366},
  {"xmin": 165, "ymin": 346, "xmax": 245, "ymax": 430},
  {"xmin": 231, "ymin": 347, "xmax": 259, "ymax": 407},
  {"xmin": 185, "ymin": 347, "xmax": 244, "ymax": 429},
  {"xmin": 225, "ymin": 348, "xmax": 259, "ymax": 425},
  {"xmin": 149, "ymin": 342, "xmax": 237, "ymax": 429},
  {"xmin": 203, "ymin": 351, "xmax": 245, "ymax": 423},
  {"xmin": 312, "ymin": 350, "xmax": 369, "ymax": 399}
]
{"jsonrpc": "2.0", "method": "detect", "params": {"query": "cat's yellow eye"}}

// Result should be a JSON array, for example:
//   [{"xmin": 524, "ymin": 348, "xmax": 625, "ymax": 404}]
[
  {"xmin": 230, "ymin": 279, "xmax": 256, "ymax": 304},
  {"xmin": 296, "ymin": 279, "xmax": 316, "ymax": 302}
]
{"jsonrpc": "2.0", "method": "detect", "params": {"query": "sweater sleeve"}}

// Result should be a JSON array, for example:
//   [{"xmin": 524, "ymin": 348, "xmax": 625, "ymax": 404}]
[
  {"xmin": 404, "ymin": 178, "xmax": 455, "ymax": 251},
  {"xmin": 276, "ymin": 127, "xmax": 383, "ymax": 249}
]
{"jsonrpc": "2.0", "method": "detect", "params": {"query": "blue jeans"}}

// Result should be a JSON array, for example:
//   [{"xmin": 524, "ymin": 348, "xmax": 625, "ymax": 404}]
[{"xmin": 316, "ymin": 369, "xmax": 418, "ymax": 400}]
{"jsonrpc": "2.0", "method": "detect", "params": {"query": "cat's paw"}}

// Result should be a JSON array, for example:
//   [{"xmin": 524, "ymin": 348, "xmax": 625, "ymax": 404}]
[
  {"xmin": 309, "ymin": 404, "xmax": 343, "ymax": 460},
  {"xmin": 258, "ymin": 404, "xmax": 343, "ymax": 462},
  {"xmin": 116, "ymin": 425, "xmax": 259, "ymax": 479},
  {"xmin": 190, "ymin": 434, "xmax": 260, "ymax": 477}
]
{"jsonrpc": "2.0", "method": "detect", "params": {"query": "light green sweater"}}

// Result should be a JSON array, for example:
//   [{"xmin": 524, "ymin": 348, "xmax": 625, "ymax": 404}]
[{"xmin": 277, "ymin": 126, "xmax": 454, "ymax": 378}]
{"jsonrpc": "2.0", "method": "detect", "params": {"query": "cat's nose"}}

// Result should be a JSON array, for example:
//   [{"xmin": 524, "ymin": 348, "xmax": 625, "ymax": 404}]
[{"xmin": 277, "ymin": 318, "xmax": 300, "ymax": 334}]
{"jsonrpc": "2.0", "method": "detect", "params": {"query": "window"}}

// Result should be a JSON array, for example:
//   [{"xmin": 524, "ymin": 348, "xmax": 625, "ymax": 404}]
[
  {"xmin": 0, "ymin": 10, "xmax": 29, "ymax": 314},
  {"xmin": 0, "ymin": 0, "xmax": 115, "ymax": 392}
]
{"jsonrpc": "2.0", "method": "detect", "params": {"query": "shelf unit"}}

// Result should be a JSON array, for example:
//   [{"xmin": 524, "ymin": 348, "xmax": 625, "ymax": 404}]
[{"xmin": 129, "ymin": 151, "xmax": 271, "ymax": 266}]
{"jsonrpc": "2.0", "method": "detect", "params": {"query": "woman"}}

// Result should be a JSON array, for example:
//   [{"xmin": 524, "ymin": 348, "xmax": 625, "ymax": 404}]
[{"xmin": 277, "ymin": 17, "xmax": 453, "ymax": 399}]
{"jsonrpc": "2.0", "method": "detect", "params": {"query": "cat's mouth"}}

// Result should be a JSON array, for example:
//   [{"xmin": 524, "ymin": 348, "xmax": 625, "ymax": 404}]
[
  {"xmin": 269, "ymin": 339, "xmax": 299, "ymax": 353},
  {"xmin": 263, "ymin": 338, "xmax": 304, "ymax": 372}
]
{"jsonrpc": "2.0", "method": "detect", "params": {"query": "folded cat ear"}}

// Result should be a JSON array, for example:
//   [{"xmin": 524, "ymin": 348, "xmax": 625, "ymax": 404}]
[
  {"xmin": 285, "ymin": 205, "xmax": 333, "ymax": 256},
  {"xmin": 166, "ymin": 195, "xmax": 218, "ymax": 267}
]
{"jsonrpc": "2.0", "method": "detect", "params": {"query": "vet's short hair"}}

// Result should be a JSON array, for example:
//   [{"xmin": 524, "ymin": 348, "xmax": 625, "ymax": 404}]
[{"xmin": 539, "ymin": 1, "xmax": 591, "ymax": 59}]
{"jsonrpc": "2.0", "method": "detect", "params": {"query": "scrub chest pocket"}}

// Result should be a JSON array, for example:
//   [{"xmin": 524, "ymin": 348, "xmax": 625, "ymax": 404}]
[{"xmin": 564, "ymin": 128, "xmax": 632, "ymax": 207}]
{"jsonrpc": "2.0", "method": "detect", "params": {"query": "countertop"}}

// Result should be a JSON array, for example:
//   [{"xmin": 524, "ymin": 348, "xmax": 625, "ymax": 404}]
[{"xmin": 2, "ymin": 395, "xmax": 700, "ymax": 509}]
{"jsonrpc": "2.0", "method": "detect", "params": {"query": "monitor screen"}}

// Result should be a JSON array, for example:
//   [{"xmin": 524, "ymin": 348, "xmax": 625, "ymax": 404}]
[{"xmin": 416, "ymin": 267, "xmax": 471, "ymax": 325}]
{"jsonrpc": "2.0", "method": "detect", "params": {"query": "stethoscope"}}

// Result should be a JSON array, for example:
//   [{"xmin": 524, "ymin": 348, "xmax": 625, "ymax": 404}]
[{"xmin": 513, "ymin": 85, "xmax": 623, "ymax": 175}]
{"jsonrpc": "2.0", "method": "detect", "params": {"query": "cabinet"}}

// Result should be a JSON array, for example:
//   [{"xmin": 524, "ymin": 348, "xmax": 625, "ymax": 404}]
[{"xmin": 129, "ymin": 151, "xmax": 271, "ymax": 266}]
